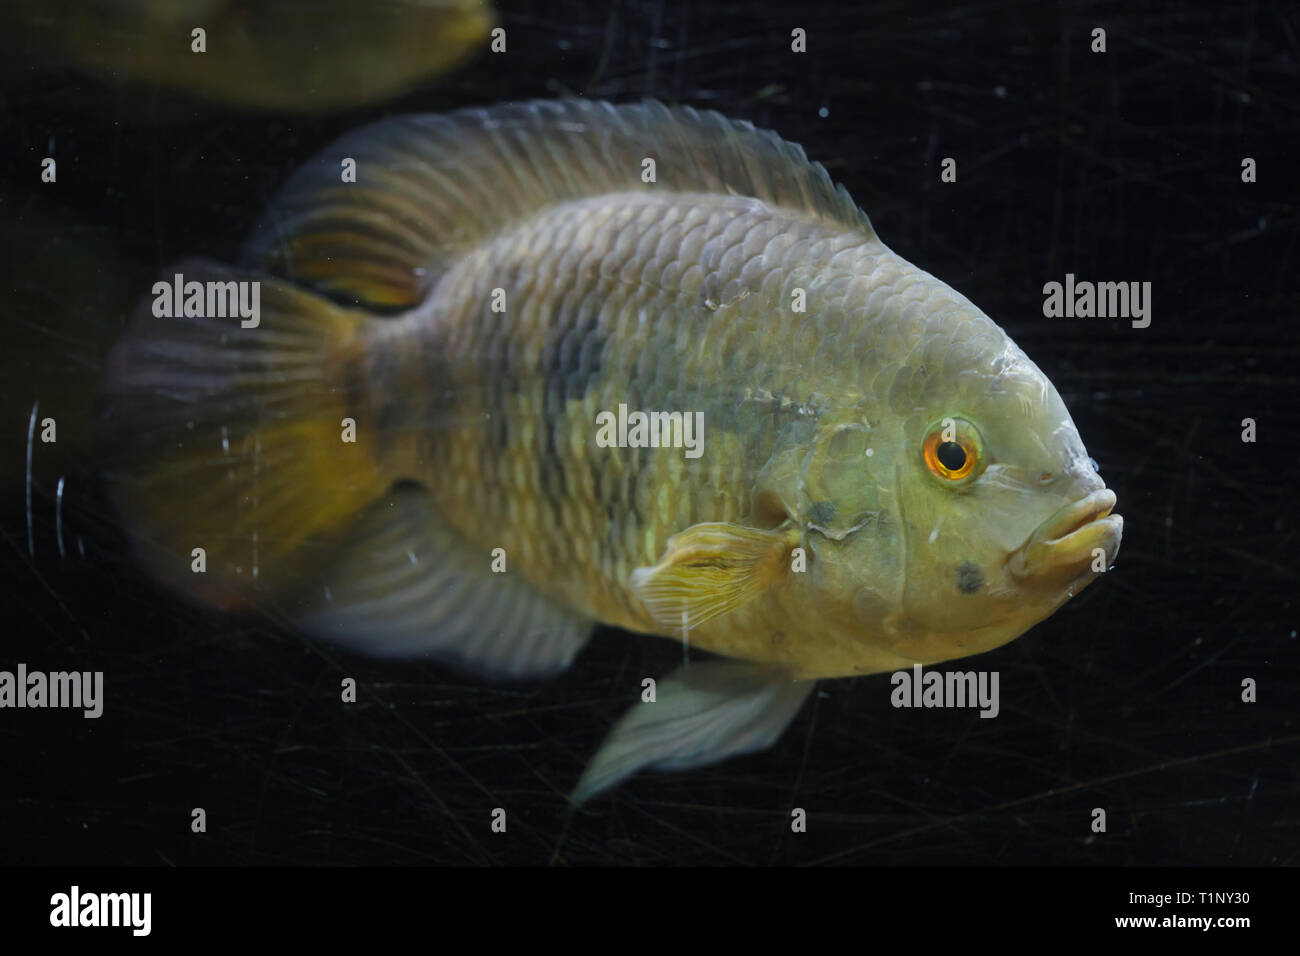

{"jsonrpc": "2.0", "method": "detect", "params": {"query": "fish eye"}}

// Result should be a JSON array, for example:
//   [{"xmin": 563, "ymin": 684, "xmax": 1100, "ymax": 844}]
[
  {"xmin": 922, "ymin": 417, "xmax": 984, "ymax": 484},
  {"xmin": 936, "ymin": 441, "xmax": 966, "ymax": 471}
]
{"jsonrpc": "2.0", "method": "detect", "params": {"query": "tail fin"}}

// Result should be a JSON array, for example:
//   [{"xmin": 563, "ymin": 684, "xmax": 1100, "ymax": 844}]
[{"xmin": 96, "ymin": 258, "xmax": 393, "ymax": 609}]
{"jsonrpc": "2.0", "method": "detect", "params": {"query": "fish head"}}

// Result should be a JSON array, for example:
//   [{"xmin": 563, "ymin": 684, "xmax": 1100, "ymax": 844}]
[
  {"xmin": 874, "ymin": 332, "xmax": 1123, "ymax": 662},
  {"xmin": 773, "ymin": 327, "xmax": 1121, "ymax": 670}
]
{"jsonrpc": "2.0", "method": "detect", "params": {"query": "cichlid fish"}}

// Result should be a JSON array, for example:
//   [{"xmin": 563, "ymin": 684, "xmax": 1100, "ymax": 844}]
[{"xmin": 97, "ymin": 100, "xmax": 1123, "ymax": 802}]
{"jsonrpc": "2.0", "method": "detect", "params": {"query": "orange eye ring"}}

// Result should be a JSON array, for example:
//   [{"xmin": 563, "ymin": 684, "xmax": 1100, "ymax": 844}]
[{"xmin": 922, "ymin": 418, "xmax": 983, "ymax": 483}]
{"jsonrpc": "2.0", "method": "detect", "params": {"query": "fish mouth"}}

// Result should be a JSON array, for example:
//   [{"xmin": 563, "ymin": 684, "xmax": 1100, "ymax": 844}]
[{"xmin": 1008, "ymin": 488, "xmax": 1122, "ymax": 582}]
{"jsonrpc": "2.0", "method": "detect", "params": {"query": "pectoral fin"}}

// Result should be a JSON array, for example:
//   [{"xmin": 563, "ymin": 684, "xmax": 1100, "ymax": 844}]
[
  {"xmin": 572, "ymin": 661, "xmax": 814, "ymax": 804},
  {"xmin": 629, "ymin": 522, "xmax": 797, "ymax": 632}
]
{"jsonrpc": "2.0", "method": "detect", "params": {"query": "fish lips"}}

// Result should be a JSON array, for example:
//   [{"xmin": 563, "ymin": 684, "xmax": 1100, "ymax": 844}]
[{"xmin": 1008, "ymin": 488, "xmax": 1122, "ymax": 583}]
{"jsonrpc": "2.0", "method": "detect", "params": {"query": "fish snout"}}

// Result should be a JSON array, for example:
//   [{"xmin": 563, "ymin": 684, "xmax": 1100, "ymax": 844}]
[{"xmin": 1008, "ymin": 488, "xmax": 1122, "ymax": 582}]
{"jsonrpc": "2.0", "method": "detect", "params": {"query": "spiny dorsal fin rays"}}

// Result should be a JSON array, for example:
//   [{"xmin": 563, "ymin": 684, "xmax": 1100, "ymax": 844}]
[{"xmin": 241, "ymin": 99, "xmax": 876, "ymax": 310}]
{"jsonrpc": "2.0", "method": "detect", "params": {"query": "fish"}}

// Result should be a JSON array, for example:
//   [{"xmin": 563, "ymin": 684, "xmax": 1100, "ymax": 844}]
[
  {"xmin": 8, "ymin": 0, "xmax": 493, "ymax": 112},
  {"xmin": 96, "ymin": 99, "xmax": 1123, "ymax": 802}
]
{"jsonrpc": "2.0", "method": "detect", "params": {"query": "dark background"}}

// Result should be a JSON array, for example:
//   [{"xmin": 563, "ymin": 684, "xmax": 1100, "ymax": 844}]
[{"xmin": 1, "ymin": 0, "xmax": 1296, "ymax": 865}]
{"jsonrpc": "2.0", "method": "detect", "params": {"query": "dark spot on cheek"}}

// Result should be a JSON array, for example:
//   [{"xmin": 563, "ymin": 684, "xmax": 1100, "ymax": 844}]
[
  {"xmin": 956, "ymin": 560, "xmax": 984, "ymax": 595},
  {"xmin": 807, "ymin": 500, "xmax": 837, "ymax": 525}
]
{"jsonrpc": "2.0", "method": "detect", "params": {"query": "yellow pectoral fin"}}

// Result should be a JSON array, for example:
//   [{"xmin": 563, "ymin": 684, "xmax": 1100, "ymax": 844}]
[{"xmin": 629, "ymin": 522, "xmax": 798, "ymax": 632}]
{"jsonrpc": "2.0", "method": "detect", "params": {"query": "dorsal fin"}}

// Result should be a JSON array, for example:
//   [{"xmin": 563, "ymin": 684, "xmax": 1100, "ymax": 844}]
[{"xmin": 241, "ymin": 98, "xmax": 876, "ymax": 310}]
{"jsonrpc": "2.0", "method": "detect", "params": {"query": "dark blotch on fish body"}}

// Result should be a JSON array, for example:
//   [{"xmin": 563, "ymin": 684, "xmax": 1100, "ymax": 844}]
[
  {"xmin": 956, "ymin": 561, "xmax": 984, "ymax": 595},
  {"xmin": 808, "ymin": 500, "xmax": 837, "ymax": 525}
]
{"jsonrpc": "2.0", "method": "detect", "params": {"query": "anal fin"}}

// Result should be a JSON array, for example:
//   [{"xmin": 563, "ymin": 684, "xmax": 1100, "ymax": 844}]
[{"xmin": 294, "ymin": 485, "xmax": 591, "ymax": 679}]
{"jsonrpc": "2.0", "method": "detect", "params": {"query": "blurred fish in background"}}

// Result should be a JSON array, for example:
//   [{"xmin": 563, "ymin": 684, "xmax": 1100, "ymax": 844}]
[
  {"xmin": 2, "ymin": 0, "xmax": 494, "ymax": 112},
  {"xmin": 1, "ymin": 0, "xmax": 495, "ymax": 554}
]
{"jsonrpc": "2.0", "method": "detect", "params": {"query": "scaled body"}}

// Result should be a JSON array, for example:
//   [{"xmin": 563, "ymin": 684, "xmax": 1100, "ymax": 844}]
[{"xmin": 99, "ymin": 101, "xmax": 1122, "ymax": 800}]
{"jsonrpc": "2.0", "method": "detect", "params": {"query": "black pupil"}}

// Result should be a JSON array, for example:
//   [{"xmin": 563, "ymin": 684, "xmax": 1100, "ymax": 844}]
[{"xmin": 937, "ymin": 441, "xmax": 967, "ymax": 471}]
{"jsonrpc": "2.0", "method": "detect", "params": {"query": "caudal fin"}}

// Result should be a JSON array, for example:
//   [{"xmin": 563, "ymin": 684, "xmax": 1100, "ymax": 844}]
[{"xmin": 96, "ymin": 258, "xmax": 393, "ymax": 609}]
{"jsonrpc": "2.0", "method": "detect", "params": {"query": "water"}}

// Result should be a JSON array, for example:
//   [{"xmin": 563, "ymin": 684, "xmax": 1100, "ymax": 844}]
[{"xmin": 0, "ymin": 0, "xmax": 1296, "ymax": 865}]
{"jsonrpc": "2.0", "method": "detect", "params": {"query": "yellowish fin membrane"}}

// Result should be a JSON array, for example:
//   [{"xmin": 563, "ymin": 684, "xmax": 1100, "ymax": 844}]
[
  {"xmin": 96, "ymin": 258, "xmax": 388, "ymax": 608},
  {"xmin": 630, "ymin": 521, "xmax": 798, "ymax": 631}
]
